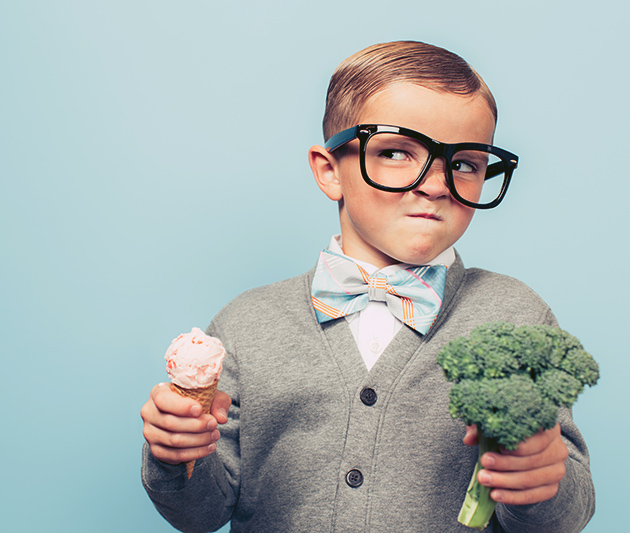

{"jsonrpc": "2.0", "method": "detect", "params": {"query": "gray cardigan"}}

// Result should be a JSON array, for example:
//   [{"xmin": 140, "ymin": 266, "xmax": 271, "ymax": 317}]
[{"xmin": 142, "ymin": 255, "xmax": 595, "ymax": 532}]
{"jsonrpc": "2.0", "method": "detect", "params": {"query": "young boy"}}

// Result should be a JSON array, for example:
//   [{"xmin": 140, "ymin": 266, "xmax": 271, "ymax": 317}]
[{"xmin": 141, "ymin": 41, "xmax": 595, "ymax": 532}]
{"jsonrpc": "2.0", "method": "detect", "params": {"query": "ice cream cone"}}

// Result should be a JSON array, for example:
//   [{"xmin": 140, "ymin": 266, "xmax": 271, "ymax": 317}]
[
  {"xmin": 164, "ymin": 327, "xmax": 225, "ymax": 479},
  {"xmin": 171, "ymin": 380, "xmax": 219, "ymax": 478}
]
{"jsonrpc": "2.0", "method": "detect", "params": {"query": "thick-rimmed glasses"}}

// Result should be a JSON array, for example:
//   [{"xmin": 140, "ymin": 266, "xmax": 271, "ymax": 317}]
[{"xmin": 325, "ymin": 124, "xmax": 519, "ymax": 209}]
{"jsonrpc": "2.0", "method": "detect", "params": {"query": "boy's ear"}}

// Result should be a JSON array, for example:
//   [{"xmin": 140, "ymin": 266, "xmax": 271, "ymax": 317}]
[{"xmin": 308, "ymin": 145, "xmax": 343, "ymax": 202}]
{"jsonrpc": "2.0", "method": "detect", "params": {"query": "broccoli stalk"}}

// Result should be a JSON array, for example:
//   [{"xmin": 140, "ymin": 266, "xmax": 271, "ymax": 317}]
[
  {"xmin": 457, "ymin": 430, "xmax": 500, "ymax": 529},
  {"xmin": 436, "ymin": 322, "xmax": 599, "ymax": 530}
]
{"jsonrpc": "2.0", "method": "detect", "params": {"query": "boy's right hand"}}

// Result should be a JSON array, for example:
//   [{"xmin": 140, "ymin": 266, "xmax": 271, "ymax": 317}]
[{"xmin": 141, "ymin": 382, "xmax": 231, "ymax": 466}]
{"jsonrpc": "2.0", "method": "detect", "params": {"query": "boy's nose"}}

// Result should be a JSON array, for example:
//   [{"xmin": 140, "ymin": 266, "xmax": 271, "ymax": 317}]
[{"xmin": 412, "ymin": 158, "xmax": 450, "ymax": 199}]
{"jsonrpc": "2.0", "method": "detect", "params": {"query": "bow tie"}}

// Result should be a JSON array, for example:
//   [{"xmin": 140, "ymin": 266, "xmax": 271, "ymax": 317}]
[{"xmin": 311, "ymin": 249, "xmax": 447, "ymax": 335}]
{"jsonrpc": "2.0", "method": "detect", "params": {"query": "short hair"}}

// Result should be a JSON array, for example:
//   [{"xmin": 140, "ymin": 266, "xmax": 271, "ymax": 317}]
[{"xmin": 322, "ymin": 41, "xmax": 498, "ymax": 141}]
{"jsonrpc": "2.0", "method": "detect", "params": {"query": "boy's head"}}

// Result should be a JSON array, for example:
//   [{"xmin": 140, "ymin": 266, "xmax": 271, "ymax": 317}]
[
  {"xmin": 309, "ymin": 41, "xmax": 517, "ymax": 269},
  {"xmin": 322, "ymin": 41, "xmax": 497, "ymax": 142}
]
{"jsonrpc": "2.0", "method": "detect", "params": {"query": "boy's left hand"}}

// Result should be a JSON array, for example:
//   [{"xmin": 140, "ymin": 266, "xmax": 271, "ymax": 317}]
[{"xmin": 463, "ymin": 424, "xmax": 569, "ymax": 505}]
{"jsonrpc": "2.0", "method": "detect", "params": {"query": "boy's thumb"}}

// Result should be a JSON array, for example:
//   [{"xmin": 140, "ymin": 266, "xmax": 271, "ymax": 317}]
[
  {"xmin": 463, "ymin": 424, "xmax": 479, "ymax": 446},
  {"xmin": 211, "ymin": 390, "xmax": 232, "ymax": 424}
]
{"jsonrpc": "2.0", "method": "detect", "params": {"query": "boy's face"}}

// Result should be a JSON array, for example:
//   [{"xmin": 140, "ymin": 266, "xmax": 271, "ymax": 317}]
[{"xmin": 311, "ymin": 83, "xmax": 496, "ymax": 268}]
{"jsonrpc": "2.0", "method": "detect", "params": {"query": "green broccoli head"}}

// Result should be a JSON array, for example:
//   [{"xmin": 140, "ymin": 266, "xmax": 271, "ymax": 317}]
[
  {"xmin": 437, "ymin": 322, "xmax": 599, "ymax": 450},
  {"xmin": 537, "ymin": 369, "xmax": 583, "ymax": 408},
  {"xmin": 438, "ymin": 322, "xmax": 522, "ymax": 382},
  {"xmin": 449, "ymin": 375, "xmax": 558, "ymax": 450}
]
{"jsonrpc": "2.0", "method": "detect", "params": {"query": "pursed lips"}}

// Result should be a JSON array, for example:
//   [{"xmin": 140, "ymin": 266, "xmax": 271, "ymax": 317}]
[{"xmin": 408, "ymin": 212, "xmax": 442, "ymax": 221}]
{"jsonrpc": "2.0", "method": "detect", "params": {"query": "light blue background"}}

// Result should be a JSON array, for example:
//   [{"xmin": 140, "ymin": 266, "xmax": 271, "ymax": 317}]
[{"xmin": 1, "ymin": 1, "xmax": 627, "ymax": 532}]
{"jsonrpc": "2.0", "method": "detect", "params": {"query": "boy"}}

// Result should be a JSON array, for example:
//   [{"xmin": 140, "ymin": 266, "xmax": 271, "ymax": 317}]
[{"xmin": 141, "ymin": 41, "xmax": 594, "ymax": 532}]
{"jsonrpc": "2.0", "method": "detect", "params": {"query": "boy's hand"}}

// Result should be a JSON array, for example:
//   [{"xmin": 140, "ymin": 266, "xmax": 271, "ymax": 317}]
[
  {"xmin": 463, "ymin": 424, "xmax": 569, "ymax": 505},
  {"xmin": 141, "ymin": 382, "xmax": 231, "ymax": 466}
]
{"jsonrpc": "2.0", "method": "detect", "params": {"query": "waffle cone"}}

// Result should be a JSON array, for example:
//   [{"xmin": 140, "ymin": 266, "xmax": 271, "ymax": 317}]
[{"xmin": 170, "ymin": 380, "xmax": 219, "ymax": 479}]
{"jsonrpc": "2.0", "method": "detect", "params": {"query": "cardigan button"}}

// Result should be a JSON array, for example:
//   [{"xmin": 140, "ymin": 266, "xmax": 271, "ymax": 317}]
[
  {"xmin": 346, "ymin": 469, "xmax": 364, "ymax": 488},
  {"xmin": 360, "ymin": 387, "xmax": 377, "ymax": 406}
]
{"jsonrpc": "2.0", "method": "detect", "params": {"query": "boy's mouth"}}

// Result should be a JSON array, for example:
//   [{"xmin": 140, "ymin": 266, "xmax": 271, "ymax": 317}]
[{"xmin": 408, "ymin": 213, "xmax": 442, "ymax": 221}]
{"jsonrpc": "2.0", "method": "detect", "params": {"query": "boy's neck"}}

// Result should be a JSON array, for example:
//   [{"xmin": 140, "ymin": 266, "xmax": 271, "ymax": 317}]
[{"xmin": 328, "ymin": 235, "xmax": 455, "ymax": 271}]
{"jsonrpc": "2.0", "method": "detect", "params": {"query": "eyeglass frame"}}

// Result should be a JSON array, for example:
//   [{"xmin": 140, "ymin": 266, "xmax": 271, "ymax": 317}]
[{"xmin": 324, "ymin": 124, "xmax": 519, "ymax": 209}]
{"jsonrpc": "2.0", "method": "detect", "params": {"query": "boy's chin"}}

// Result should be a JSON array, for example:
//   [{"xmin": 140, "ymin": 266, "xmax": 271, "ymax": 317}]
[
  {"xmin": 402, "ymin": 254, "xmax": 440, "ymax": 265},
  {"xmin": 342, "ymin": 230, "xmax": 451, "ymax": 267},
  {"xmin": 380, "ymin": 247, "xmax": 444, "ymax": 267}
]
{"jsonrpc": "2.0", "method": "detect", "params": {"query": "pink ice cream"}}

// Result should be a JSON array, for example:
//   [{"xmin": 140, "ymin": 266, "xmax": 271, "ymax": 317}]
[{"xmin": 164, "ymin": 327, "xmax": 226, "ymax": 389}]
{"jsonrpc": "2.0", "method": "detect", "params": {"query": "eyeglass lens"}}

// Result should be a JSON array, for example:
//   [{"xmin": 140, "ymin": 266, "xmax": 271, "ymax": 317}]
[{"xmin": 364, "ymin": 133, "xmax": 507, "ymax": 206}]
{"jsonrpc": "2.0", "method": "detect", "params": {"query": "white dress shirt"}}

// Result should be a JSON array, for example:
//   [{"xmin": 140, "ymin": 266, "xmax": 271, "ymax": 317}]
[{"xmin": 327, "ymin": 235, "xmax": 455, "ymax": 370}]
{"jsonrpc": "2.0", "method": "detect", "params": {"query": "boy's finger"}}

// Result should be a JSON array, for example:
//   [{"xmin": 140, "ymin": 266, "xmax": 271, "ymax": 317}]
[
  {"xmin": 489, "ymin": 483, "xmax": 560, "ymax": 506},
  {"xmin": 152, "ymin": 383, "xmax": 203, "ymax": 417},
  {"xmin": 478, "ymin": 462, "xmax": 566, "ymax": 493},
  {"xmin": 150, "ymin": 441, "xmax": 218, "ymax": 466},
  {"xmin": 152, "ymin": 410, "xmax": 217, "ymax": 434},
  {"xmin": 500, "ymin": 424, "xmax": 560, "ymax": 457},
  {"xmin": 148, "ymin": 425, "xmax": 220, "ymax": 450},
  {"xmin": 482, "ymin": 434, "xmax": 568, "ymax": 472}
]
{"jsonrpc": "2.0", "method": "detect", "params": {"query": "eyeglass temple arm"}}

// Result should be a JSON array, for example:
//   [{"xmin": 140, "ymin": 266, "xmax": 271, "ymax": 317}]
[
  {"xmin": 325, "ymin": 126, "xmax": 360, "ymax": 152},
  {"xmin": 485, "ymin": 160, "xmax": 517, "ymax": 180}
]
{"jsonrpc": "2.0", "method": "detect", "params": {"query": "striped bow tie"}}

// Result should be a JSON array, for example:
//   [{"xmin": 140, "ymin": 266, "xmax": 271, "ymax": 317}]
[{"xmin": 311, "ymin": 249, "xmax": 447, "ymax": 335}]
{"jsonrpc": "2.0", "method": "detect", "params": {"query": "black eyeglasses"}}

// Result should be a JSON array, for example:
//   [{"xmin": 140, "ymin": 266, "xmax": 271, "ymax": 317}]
[{"xmin": 325, "ymin": 124, "xmax": 519, "ymax": 209}]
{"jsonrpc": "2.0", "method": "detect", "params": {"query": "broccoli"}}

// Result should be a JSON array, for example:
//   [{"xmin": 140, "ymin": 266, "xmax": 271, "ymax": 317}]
[{"xmin": 436, "ymin": 322, "xmax": 599, "ymax": 530}]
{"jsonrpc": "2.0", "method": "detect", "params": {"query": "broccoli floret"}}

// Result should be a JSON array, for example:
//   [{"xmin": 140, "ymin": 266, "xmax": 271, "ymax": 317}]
[
  {"xmin": 449, "ymin": 374, "xmax": 558, "ymax": 450},
  {"xmin": 436, "ymin": 322, "xmax": 599, "ymax": 530}
]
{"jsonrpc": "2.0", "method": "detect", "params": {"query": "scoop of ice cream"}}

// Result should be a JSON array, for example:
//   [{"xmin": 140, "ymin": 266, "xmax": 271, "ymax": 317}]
[{"xmin": 164, "ymin": 327, "xmax": 226, "ymax": 389}]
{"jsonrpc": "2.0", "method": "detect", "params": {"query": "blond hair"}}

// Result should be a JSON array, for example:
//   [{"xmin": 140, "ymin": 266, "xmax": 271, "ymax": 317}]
[{"xmin": 322, "ymin": 41, "xmax": 497, "ymax": 141}]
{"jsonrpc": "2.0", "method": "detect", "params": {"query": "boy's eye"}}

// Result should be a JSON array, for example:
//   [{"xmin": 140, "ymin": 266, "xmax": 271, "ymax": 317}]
[
  {"xmin": 452, "ymin": 160, "xmax": 478, "ymax": 173},
  {"xmin": 379, "ymin": 149, "xmax": 410, "ymax": 161}
]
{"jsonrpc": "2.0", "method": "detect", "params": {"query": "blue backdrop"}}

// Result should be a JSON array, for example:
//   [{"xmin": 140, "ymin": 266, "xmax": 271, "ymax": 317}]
[{"xmin": 1, "ymin": 1, "xmax": 627, "ymax": 531}]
